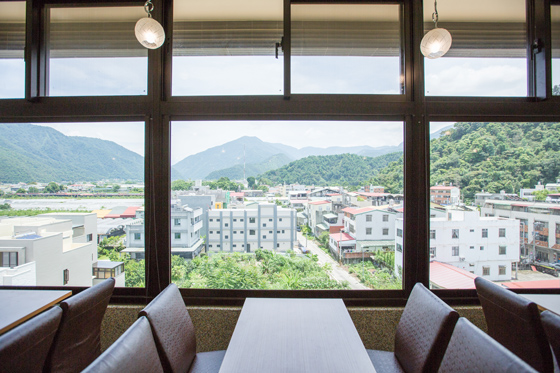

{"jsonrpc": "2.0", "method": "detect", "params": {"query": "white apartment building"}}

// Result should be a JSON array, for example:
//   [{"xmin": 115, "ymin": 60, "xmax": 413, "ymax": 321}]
[
  {"xmin": 307, "ymin": 200, "xmax": 332, "ymax": 236},
  {"xmin": 430, "ymin": 185, "xmax": 461, "ymax": 205},
  {"xmin": 342, "ymin": 206, "xmax": 399, "ymax": 253},
  {"xmin": 395, "ymin": 206, "xmax": 520, "ymax": 281},
  {"xmin": 124, "ymin": 202, "xmax": 204, "ymax": 260},
  {"xmin": 481, "ymin": 200, "xmax": 560, "ymax": 263},
  {"xmin": 0, "ymin": 213, "xmax": 123, "ymax": 286},
  {"xmin": 207, "ymin": 203, "xmax": 297, "ymax": 253}
]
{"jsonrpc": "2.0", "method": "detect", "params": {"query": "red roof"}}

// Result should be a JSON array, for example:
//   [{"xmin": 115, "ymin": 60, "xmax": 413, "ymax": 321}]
[
  {"xmin": 430, "ymin": 186, "xmax": 459, "ymax": 190},
  {"xmin": 429, "ymin": 261, "xmax": 477, "ymax": 289},
  {"xmin": 121, "ymin": 206, "xmax": 141, "ymax": 218},
  {"xmin": 308, "ymin": 200, "xmax": 330, "ymax": 205},
  {"xmin": 329, "ymin": 232, "xmax": 355, "ymax": 242},
  {"xmin": 501, "ymin": 280, "xmax": 560, "ymax": 289},
  {"xmin": 230, "ymin": 192, "xmax": 244, "ymax": 197}
]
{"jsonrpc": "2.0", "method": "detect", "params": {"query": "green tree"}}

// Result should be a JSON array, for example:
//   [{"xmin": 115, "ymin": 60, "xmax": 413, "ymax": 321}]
[
  {"xmin": 16, "ymin": 188, "xmax": 25, "ymax": 194},
  {"xmin": 171, "ymin": 179, "xmax": 194, "ymax": 191},
  {"xmin": 125, "ymin": 259, "xmax": 145, "ymax": 287},
  {"xmin": 44, "ymin": 182, "xmax": 63, "ymax": 193},
  {"xmin": 247, "ymin": 176, "xmax": 256, "ymax": 189},
  {"xmin": 532, "ymin": 189, "xmax": 550, "ymax": 201},
  {"xmin": 27, "ymin": 186, "xmax": 39, "ymax": 193},
  {"xmin": 112, "ymin": 185, "xmax": 121, "ymax": 193}
]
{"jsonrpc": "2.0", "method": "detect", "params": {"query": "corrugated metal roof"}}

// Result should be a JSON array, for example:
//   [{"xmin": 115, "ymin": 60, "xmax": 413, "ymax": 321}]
[{"xmin": 429, "ymin": 261, "xmax": 476, "ymax": 289}]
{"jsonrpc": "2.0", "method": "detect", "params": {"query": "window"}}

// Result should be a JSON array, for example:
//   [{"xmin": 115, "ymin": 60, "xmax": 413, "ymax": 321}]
[
  {"xmin": 87, "ymin": 234, "xmax": 93, "ymax": 242},
  {"xmin": 0, "ymin": 1, "xmax": 25, "ymax": 99},
  {"xmin": 174, "ymin": 218, "xmax": 181, "ymax": 226},
  {"xmin": 233, "ymin": 231, "xmax": 237, "ymax": 234},
  {"xmin": 240, "ymin": 219, "xmax": 244, "ymax": 222},
  {"xmin": 263, "ymin": 223, "xmax": 266, "ymax": 227},
  {"xmin": 209, "ymin": 219, "xmax": 213, "ymax": 222},
  {"xmin": 225, "ymin": 235, "xmax": 229, "ymax": 239},
  {"xmin": 469, "ymin": 246, "xmax": 474, "ymax": 250},
  {"xmin": 482, "ymin": 229, "xmax": 488, "ymax": 238},
  {"xmin": 225, "ymin": 223, "xmax": 229, "ymax": 227},
  {"xmin": 452, "ymin": 246, "xmax": 459, "ymax": 256},
  {"xmin": 396, "ymin": 243, "xmax": 402, "ymax": 252},
  {"xmin": 209, "ymin": 231, "xmax": 213, "ymax": 234},
  {"xmin": 499, "ymin": 265, "xmax": 506, "ymax": 275},
  {"xmin": 382, "ymin": 215, "xmax": 389, "ymax": 222},
  {"xmin": 397, "ymin": 228, "xmax": 403, "ymax": 237},
  {"xmin": 249, "ymin": 218, "xmax": 255, "ymax": 223},
  {"xmin": 430, "ymin": 230, "xmax": 436, "ymax": 239},
  {"xmin": 134, "ymin": 233, "xmax": 141, "ymax": 240},
  {"xmin": 47, "ymin": 6, "xmax": 148, "ymax": 96},
  {"xmin": 233, "ymin": 219, "xmax": 237, "ymax": 222},
  {"xmin": 1, "ymin": 252, "xmax": 18, "ymax": 267},
  {"xmin": 172, "ymin": 0, "xmax": 283, "ymax": 96},
  {"xmin": 430, "ymin": 247, "xmax": 436, "ymax": 257},
  {"xmin": 499, "ymin": 246, "xmax": 507, "ymax": 255},
  {"xmin": 483, "ymin": 266, "xmax": 491, "ymax": 276},
  {"xmin": 263, "ymin": 235, "xmax": 267, "ymax": 239},
  {"xmin": 279, "ymin": 218, "xmax": 282, "ymax": 221},
  {"xmin": 424, "ymin": 0, "xmax": 527, "ymax": 97},
  {"xmin": 217, "ymin": 219, "xmax": 220, "ymax": 222},
  {"xmin": 175, "ymin": 233, "xmax": 181, "ymax": 239},
  {"xmin": 366, "ymin": 228, "xmax": 372, "ymax": 235},
  {"xmin": 382, "ymin": 228, "xmax": 389, "ymax": 236},
  {"xmin": 366, "ymin": 215, "xmax": 372, "ymax": 222},
  {"xmin": 480, "ymin": 246, "xmax": 484, "ymax": 251},
  {"xmin": 292, "ymin": 4, "xmax": 402, "ymax": 94},
  {"xmin": 452, "ymin": 229, "xmax": 459, "ymax": 239},
  {"xmin": 63, "ymin": 269, "xmax": 69, "ymax": 285},
  {"xmin": 269, "ymin": 219, "xmax": 272, "ymax": 222},
  {"xmin": 499, "ymin": 228, "xmax": 506, "ymax": 237},
  {"xmin": 249, "ymin": 230, "xmax": 255, "ymax": 236}
]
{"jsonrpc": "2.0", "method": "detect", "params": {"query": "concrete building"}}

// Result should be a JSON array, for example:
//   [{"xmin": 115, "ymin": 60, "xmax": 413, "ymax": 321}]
[
  {"xmin": 395, "ymin": 206, "xmax": 520, "ymax": 282},
  {"xmin": 124, "ymin": 202, "xmax": 204, "ymax": 260},
  {"xmin": 179, "ymin": 194, "xmax": 215, "ymax": 236},
  {"xmin": 430, "ymin": 185, "xmax": 460, "ymax": 205},
  {"xmin": 342, "ymin": 206, "xmax": 399, "ymax": 254},
  {"xmin": 306, "ymin": 200, "xmax": 332, "ymax": 236},
  {"xmin": 0, "ymin": 213, "xmax": 125, "ymax": 286},
  {"xmin": 206, "ymin": 203, "xmax": 297, "ymax": 253},
  {"xmin": 481, "ymin": 200, "xmax": 560, "ymax": 263}
]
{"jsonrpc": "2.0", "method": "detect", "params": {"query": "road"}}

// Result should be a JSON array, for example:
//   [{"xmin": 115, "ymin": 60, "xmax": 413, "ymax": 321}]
[{"xmin": 297, "ymin": 232, "xmax": 368, "ymax": 290}]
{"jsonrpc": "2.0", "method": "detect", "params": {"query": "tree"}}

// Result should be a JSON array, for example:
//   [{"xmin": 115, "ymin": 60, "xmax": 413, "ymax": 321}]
[
  {"xmin": 532, "ymin": 189, "xmax": 550, "ymax": 201},
  {"xmin": 16, "ymin": 188, "xmax": 25, "ymax": 194},
  {"xmin": 27, "ymin": 186, "xmax": 39, "ymax": 193},
  {"xmin": 554, "ymin": 84, "xmax": 560, "ymax": 96},
  {"xmin": 112, "ymin": 185, "xmax": 121, "ymax": 193},
  {"xmin": 171, "ymin": 179, "xmax": 194, "ymax": 191},
  {"xmin": 247, "ymin": 176, "xmax": 256, "ymax": 189},
  {"xmin": 44, "ymin": 182, "xmax": 63, "ymax": 193}
]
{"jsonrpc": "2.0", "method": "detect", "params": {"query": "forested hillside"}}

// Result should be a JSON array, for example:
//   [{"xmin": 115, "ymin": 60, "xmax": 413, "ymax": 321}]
[
  {"xmin": 0, "ymin": 123, "xmax": 144, "ymax": 183},
  {"xmin": 370, "ymin": 122, "xmax": 560, "ymax": 201},
  {"xmin": 259, "ymin": 152, "xmax": 403, "ymax": 186}
]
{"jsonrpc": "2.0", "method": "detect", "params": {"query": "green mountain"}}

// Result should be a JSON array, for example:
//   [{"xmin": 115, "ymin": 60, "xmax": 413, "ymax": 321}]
[
  {"xmin": 371, "ymin": 122, "xmax": 560, "ymax": 200},
  {"xmin": 259, "ymin": 152, "xmax": 403, "ymax": 186},
  {"xmin": 0, "ymin": 123, "xmax": 144, "ymax": 183},
  {"xmin": 204, "ymin": 153, "xmax": 292, "ymax": 180}
]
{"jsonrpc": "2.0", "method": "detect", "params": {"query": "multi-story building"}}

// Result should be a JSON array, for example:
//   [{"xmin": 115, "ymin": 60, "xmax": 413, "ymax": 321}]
[
  {"xmin": 0, "ymin": 213, "xmax": 124, "ymax": 286},
  {"xmin": 395, "ymin": 206, "xmax": 520, "ymax": 281},
  {"xmin": 430, "ymin": 185, "xmax": 460, "ymax": 205},
  {"xmin": 306, "ymin": 200, "xmax": 332, "ymax": 236},
  {"xmin": 206, "ymin": 203, "xmax": 296, "ymax": 253},
  {"xmin": 124, "ymin": 202, "xmax": 204, "ymax": 260},
  {"xmin": 341, "ymin": 206, "xmax": 399, "ymax": 254},
  {"xmin": 481, "ymin": 200, "xmax": 560, "ymax": 263}
]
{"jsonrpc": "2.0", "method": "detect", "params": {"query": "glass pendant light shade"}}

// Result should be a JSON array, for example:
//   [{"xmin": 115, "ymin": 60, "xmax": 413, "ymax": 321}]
[
  {"xmin": 135, "ymin": 17, "xmax": 165, "ymax": 49},
  {"xmin": 420, "ymin": 27, "xmax": 452, "ymax": 59}
]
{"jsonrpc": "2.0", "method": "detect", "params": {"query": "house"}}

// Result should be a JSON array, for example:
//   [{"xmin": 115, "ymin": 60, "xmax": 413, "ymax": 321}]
[
  {"xmin": 481, "ymin": 200, "xmax": 560, "ymax": 263},
  {"xmin": 395, "ymin": 206, "xmax": 520, "ymax": 282},
  {"xmin": 306, "ymin": 200, "xmax": 332, "ymax": 236},
  {"xmin": 430, "ymin": 185, "xmax": 460, "ymax": 206},
  {"xmin": 206, "ymin": 203, "xmax": 296, "ymax": 253}
]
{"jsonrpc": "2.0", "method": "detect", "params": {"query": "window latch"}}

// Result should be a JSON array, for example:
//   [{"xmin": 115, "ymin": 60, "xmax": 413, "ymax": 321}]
[{"xmin": 275, "ymin": 37, "xmax": 284, "ymax": 59}]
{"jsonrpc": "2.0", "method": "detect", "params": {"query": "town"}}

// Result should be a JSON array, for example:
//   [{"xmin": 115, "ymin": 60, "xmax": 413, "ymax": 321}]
[{"xmin": 1, "ymin": 178, "xmax": 559, "ymax": 290}]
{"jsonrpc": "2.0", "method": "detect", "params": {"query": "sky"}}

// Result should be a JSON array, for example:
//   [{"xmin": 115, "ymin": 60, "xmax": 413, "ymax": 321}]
[{"xmin": 1, "ymin": 53, "xmax": 556, "ymax": 165}]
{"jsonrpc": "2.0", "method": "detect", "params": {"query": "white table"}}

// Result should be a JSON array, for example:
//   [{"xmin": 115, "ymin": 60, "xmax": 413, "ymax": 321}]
[
  {"xmin": 0, "ymin": 289, "xmax": 71, "ymax": 335},
  {"xmin": 219, "ymin": 298, "xmax": 376, "ymax": 373},
  {"xmin": 519, "ymin": 294, "xmax": 560, "ymax": 315}
]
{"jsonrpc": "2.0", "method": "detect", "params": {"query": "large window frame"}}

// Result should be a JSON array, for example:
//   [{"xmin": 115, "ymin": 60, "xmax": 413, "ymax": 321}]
[{"xmin": 0, "ymin": 0, "xmax": 559, "ymax": 306}]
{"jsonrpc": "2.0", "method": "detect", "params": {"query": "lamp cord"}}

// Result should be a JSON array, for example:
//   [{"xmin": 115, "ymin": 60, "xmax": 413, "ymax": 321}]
[{"xmin": 432, "ymin": 0, "xmax": 439, "ymax": 28}]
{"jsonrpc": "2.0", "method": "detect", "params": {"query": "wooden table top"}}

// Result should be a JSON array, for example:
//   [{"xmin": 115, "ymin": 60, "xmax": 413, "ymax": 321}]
[
  {"xmin": 219, "ymin": 298, "xmax": 376, "ymax": 373},
  {"xmin": 520, "ymin": 294, "xmax": 560, "ymax": 315},
  {"xmin": 0, "ymin": 289, "xmax": 72, "ymax": 335}
]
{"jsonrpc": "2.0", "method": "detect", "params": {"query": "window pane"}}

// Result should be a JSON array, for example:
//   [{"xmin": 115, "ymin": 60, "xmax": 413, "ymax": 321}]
[
  {"xmin": 0, "ymin": 1, "xmax": 25, "ymax": 99},
  {"xmin": 172, "ymin": 0, "xmax": 283, "ymax": 96},
  {"xmin": 552, "ymin": 5, "xmax": 560, "ymax": 95},
  {"xmin": 292, "ymin": 4, "xmax": 402, "ymax": 94},
  {"xmin": 424, "ymin": 0, "xmax": 527, "ymax": 96},
  {"xmin": 171, "ymin": 121, "xmax": 404, "ymax": 290},
  {"xmin": 0, "ymin": 122, "xmax": 145, "ymax": 288},
  {"xmin": 429, "ymin": 121, "xmax": 560, "ymax": 289},
  {"xmin": 47, "ymin": 7, "xmax": 148, "ymax": 96}
]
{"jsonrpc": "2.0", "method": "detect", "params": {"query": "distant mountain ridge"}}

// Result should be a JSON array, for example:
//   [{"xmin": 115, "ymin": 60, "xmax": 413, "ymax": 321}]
[
  {"xmin": 0, "ymin": 123, "xmax": 144, "ymax": 183},
  {"xmin": 172, "ymin": 135, "xmax": 403, "ymax": 180}
]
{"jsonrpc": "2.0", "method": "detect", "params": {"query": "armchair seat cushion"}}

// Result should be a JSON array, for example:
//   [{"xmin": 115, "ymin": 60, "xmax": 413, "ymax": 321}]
[{"xmin": 366, "ymin": 349, "xmax": 405, "ymax": 373}]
